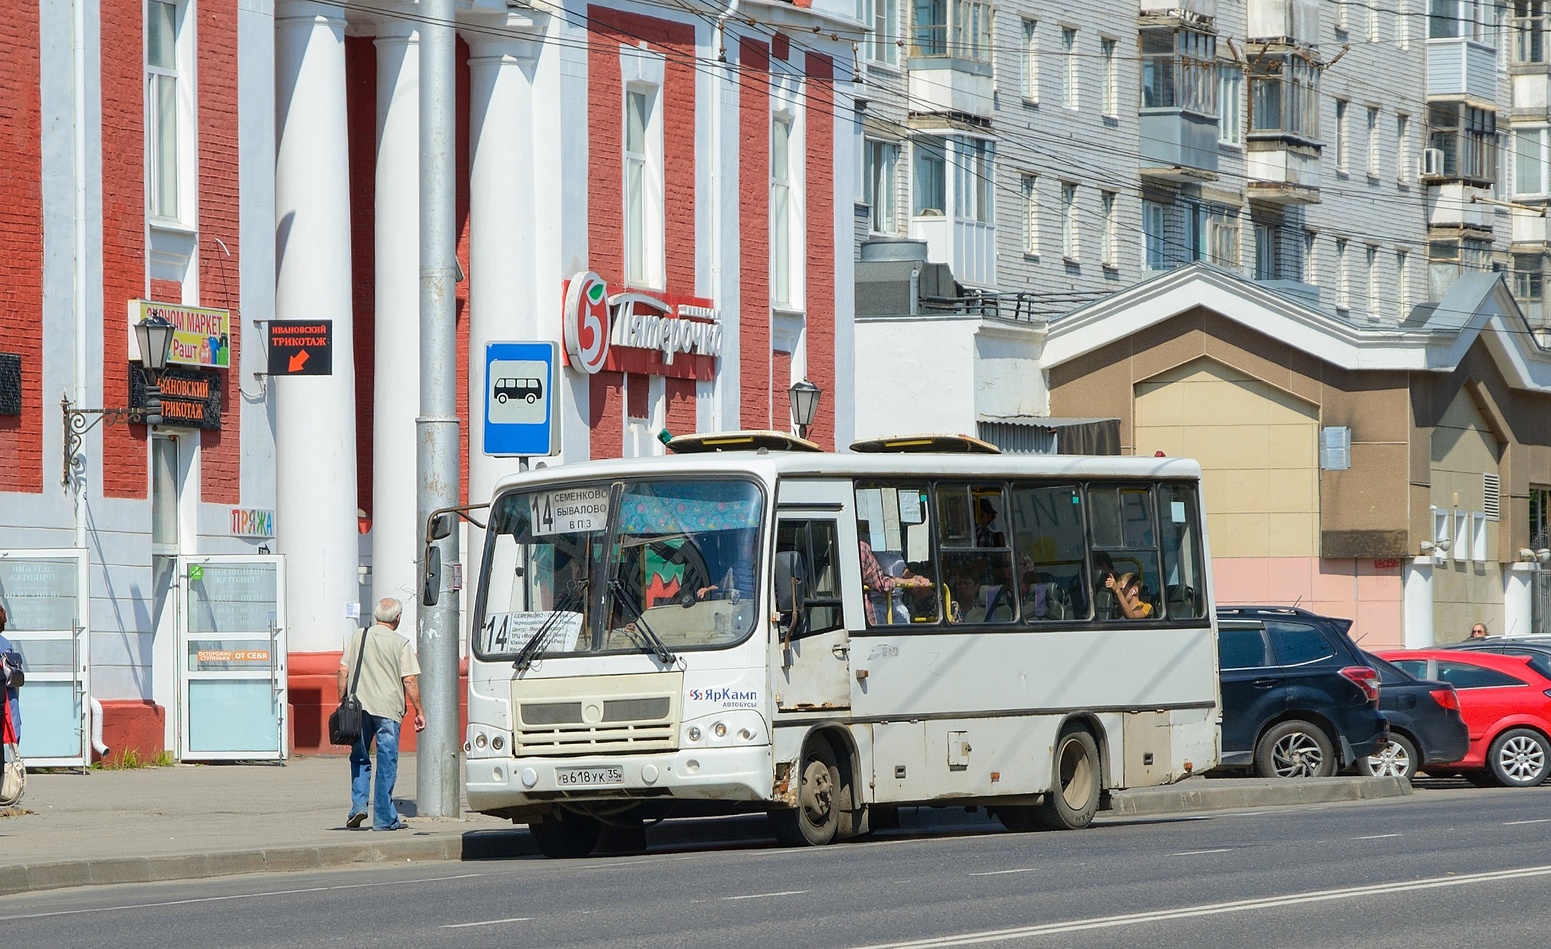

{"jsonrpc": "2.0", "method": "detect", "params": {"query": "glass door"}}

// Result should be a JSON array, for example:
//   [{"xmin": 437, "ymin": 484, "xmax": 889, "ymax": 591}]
[{"xmin": 0, "ymin": 549, "xmax": 89, "ymax": 766}]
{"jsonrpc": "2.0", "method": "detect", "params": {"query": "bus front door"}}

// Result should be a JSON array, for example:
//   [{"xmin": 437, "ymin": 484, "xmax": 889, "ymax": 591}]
[{"xmin": 774, "ymin": 515, "xmax": 850, "ymax": 711}]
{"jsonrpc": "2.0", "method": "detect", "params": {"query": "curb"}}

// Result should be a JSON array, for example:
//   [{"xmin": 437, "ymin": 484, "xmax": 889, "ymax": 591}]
[
  {"xmin": 0, "ymin": 778, "xmax": 1414, "ymax": 897},
  {"xmin": 1106, "ymin": 776, "xmax": 1413, "ymax": 817}
]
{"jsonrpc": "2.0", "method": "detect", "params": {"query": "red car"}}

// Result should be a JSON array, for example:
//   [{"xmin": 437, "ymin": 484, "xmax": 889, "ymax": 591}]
[{"xmin": 1374, "ymin": 649, "xmax": 1551, "ymax": 787}]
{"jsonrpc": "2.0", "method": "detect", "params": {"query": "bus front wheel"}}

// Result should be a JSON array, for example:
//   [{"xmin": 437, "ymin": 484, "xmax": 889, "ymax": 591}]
[
  {"xmin": 770, "ymin": 738, "xmax": 845, "ymax": 846},
  {"xmin": 1034, "ymin": 727, "xmax": 1102, "ymax": 831},
  {"xmin": 529, "ymin": 810, "xmax": 602, "ymax": 859}
]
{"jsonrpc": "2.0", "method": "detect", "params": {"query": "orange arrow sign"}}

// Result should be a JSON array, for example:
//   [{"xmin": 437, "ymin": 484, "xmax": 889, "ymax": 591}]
[{"xmin": 288, "ymin": 350, "xmax": 309, "ymax": 372}]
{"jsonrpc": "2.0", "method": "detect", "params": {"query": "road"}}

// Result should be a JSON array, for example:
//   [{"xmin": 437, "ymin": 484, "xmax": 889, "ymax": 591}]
[{"xmin": 3, "ymin": 779, "xmax": 1547, "ymax": 949}]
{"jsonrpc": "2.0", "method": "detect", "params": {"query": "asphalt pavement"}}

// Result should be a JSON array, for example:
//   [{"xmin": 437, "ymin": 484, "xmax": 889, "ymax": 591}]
[{"xmin": 0, "ymin": 756, "xmax": 1411, "ymax": 897}]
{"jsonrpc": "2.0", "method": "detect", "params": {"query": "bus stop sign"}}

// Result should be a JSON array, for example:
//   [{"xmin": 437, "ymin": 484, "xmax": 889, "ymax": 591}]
[{"xmin": 485, "ymin": 341, "xmax": 558, "ymax": 456}]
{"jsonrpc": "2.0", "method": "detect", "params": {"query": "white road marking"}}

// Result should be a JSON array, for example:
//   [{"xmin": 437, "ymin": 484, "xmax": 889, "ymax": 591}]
[
  {"xmin": 0, "ymin": 872, "xmax": 486, "ymax": 922},
  {"xmin": 440, "ymin": 916, "xmax": 533, "ymax": 929},
  {"xmin": 1171, "ymin": 848, "xmax": 1232, "ymax": 856},
  {"xmin": 1504, "ymin": 818, "xmax": 1551, "ymax": 826},
  {"xmin": 846, "ymin": 864, "xmax": 1551, "ymax": 948},
  {"xmin": 723, "ymin": 889, "xmax": 808, "ymax": 900},
  {"xmin": 1352, "ymin": 834, "xmax": 1402, "ymax": 840},
  {"xmin": 970, "ymin": 869, "xmax": 1039, "ymax": 877}
]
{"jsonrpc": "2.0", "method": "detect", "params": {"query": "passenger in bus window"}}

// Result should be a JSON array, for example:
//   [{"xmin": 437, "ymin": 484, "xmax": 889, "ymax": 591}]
[
  {"xmin": 1107, "ymin": 572, "xmax": 1154, "ymax": 619},
  {"xmin": 858, "ymin": 521, "xmax": 929, "ymax": 624},
  {"xmin": 1073, "ymin": 552, "xmax": 1116, "ymax": 619},
  {"xmin": 974, "ymin": 497, "xmax": 1006, "ymax": 548}
]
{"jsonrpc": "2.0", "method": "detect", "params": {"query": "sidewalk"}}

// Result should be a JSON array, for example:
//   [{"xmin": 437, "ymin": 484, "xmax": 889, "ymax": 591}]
[{"xmin": 0, "ymin": 758, "xmax": 1412, "ymax": 897}]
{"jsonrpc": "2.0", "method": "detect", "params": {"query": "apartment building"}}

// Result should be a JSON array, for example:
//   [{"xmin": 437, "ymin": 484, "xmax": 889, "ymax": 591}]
[{"xmin": 852, "ymin": 0, "xmax": 1551, "ymax": 643}]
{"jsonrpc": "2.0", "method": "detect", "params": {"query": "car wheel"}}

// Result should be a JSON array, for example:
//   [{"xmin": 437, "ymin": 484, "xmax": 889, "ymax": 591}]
[
  {"xmin": 1487, "ymin": 728, "xmax": 1551, "ymax": 788},
  {"xmin": 1358, "ymin": 734, "xmax": 1417, "ymax": 780},
  {"xmin": 770, "ymin": 737, "xmax": 844, "ymax": 846},
  {"xmin": 1254, "ymin": 720, "xmax": 1336, "ymax": 778}
]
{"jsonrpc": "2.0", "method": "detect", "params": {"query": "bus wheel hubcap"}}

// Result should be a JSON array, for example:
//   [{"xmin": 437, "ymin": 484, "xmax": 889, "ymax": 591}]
[{"xmin": 800, "ymin": 760, "xmax": 833, "ymax": 823}]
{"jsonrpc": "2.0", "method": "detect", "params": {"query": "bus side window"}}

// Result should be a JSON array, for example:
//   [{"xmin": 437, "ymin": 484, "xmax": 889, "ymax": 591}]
[
  {"xmin": 1159, "ymin": 483, "xmax": 1206, "ymax": 619},
  {"xmin": 775, "ymin": 520, "xmax": 843, "ymax": 638},
  {"xmin": 1009, "ymin": 484, "xmax": 1085, "ymax": 622},
  {"xmin": 854, "ymin": 484, "xmax": 940, "ymax": 625}
]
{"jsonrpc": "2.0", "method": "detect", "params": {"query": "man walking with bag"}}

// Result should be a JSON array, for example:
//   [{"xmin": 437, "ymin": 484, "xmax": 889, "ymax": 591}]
[{"xmin": 338, "ymin": 598, "xmax": 425, "ymax": 830}]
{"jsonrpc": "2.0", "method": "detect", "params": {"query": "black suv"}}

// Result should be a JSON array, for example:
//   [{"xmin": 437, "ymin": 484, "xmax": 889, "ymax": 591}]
[{"xmin": 1216, "ymin": 607, "xmax": 1387, "ymax": 778}]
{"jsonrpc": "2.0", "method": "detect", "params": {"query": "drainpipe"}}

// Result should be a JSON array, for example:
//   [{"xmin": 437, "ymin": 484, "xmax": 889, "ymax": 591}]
[{"xmin": 70, "ymin": 0, "xmax": 90, "ymax": 539}]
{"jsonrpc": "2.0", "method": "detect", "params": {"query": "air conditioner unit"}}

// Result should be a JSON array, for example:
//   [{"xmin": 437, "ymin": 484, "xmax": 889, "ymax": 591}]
[{"xmin": 1420, "ymin": 147, "xmax": 1444, "ymax": 178}]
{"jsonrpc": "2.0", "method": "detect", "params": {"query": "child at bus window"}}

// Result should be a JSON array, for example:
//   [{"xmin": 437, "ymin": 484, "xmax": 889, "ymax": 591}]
[{"xmin": 1107, "ymin": 572, "xmax": 1153, "ymax": 619}]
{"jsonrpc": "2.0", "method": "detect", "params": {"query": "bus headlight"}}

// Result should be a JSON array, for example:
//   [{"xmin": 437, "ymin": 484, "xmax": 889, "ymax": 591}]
[
  {"xmin": 492, "ymin": 735, "xmax": 505, "ymax": 751},
  {"xmin": 712, "ymin": 722, "xmax": 728, "ymax": 739},
  {"xmin": 474, "ymin": 733, "xmax": 488, "ymax": 749},
  {"xmin": 687, "ymin": 725, "xmax": 703, "ymax": 742}
]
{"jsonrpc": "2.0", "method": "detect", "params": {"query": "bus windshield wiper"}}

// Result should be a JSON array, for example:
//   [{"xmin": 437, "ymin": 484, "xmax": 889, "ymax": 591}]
[
  {"xmin": 608, "ymin": 577, "xmax": 677, "ymax": 666},
  {"xmin": 513, "ymin": 579, "xmax": 586, "ymax": 671}
]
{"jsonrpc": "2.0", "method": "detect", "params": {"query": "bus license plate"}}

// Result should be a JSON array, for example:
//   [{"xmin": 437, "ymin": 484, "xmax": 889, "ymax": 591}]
[{"xmin": 556, "ymin": 765, "xmax": 624, "ymax": 787}]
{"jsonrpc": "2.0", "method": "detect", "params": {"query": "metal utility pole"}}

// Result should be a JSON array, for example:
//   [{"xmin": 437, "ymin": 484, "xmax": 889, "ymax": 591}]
[{"xmin": 417, "ymin": 0, "xmax": 461, "ymax": 817}]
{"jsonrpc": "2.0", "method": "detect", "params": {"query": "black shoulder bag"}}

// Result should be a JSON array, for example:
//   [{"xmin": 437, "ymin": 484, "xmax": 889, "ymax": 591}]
[{"xmin": 328, "ymin": 629, "xmax": 370, "ymax": 745}]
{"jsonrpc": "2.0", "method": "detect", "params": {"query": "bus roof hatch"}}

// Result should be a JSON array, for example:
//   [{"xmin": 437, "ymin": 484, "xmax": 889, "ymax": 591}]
[
  {"xmin": 666, "ymin": 430, "xmax": 825, "ymax": 454},
  {"xmin": 849, "ymin": 433, "xmax": 1002, "ymax": 454}
]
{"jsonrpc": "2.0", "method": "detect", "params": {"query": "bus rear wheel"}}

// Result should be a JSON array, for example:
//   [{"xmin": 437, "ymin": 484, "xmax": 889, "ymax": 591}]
[
  {"xmin": 770, "ymin": 737, "xmax": 844, "ymax": 846},
  {"xmin": 529, "ymin": 810, "xmax": 602, "ymax": 859},
  {"xmin": 1034, "ymin": 727, "xmax": 1102, "ymax": 831}
]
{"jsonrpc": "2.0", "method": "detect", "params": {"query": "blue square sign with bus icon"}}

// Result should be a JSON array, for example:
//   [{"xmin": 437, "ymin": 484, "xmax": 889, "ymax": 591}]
[{"xmin": 484, "ymin": 342, "xmax": 558, "ymax": 456}]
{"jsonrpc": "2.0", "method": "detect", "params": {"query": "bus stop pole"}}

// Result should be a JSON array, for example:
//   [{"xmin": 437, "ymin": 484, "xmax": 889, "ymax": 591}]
[{"xmin": 416, "ymin": 0, "xmax": 461, "ymax": 818}]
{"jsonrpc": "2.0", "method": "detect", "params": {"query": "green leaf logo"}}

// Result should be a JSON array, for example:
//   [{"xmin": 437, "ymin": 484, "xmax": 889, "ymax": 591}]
[
  {"xmin": 189, "ymin": 565, "xmax": 204, "ymax": 582},
  {"xmin": 587, "ymin": 281, "xmax": 606, "ymax": 305}
]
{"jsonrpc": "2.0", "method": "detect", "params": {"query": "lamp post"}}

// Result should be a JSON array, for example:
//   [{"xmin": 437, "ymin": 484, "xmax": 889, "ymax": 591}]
[
  {"xmin": 61, "ymin": 315, "xmax": 177, "ymax": 486},
  {"xmin": 788, "ymin": 379, "xmax": 821, "ymax": 440}
]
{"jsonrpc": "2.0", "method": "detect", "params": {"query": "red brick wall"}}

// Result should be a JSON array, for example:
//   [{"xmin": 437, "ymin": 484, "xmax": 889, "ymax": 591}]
[
  {"xmin": 197, "ymin": 2, "xmax": 242, "ymax": 504},
  {"xmin": 804, "ymin": 54, "xmax": 836, "ymax": 450},
  {"xmin": 586, "ymin": 6, "xmax": 698, "ymax": 459},
  {"xmin": 345, "ymin": 36, "xmax": 377, "ymax": 520},
  {"xmin": 149, "ymin": 279, "xmax": 181, "ymax": 303},
  {"xmin": 0, "ymin": 2, "xmax": 43, "ymax": 494},
  {"xmin": 665, "ymin": 377, "xmax": 696, "ymax": 436},
  {"xmin": 738, "ymin": 38, "xmax": 771, "ymax": 430},
  {"xmin": 100, "ymin": 3, "xmax": 148, "ymax": 498}
]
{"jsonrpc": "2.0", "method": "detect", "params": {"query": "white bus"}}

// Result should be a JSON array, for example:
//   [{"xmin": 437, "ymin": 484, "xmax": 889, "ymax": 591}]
[{"xmin": 460, "ymin": 434, "xmax": 1220, "ymax": 857}]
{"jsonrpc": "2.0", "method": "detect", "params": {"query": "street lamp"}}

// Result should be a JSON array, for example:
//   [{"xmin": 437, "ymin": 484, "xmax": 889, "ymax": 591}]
[
  {"xmin": 788, "ymin": 379, "xmax": 821, "ymax": 440},
  {"xmin": 61, "ymin": 314, "xmax": 177, "ymax": 486}
]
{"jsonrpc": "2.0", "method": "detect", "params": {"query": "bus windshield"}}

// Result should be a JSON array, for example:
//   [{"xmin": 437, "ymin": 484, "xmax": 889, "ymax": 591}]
[{"xmin": 476, "ymin": 478, "xmax": 764, "ymax": 661}]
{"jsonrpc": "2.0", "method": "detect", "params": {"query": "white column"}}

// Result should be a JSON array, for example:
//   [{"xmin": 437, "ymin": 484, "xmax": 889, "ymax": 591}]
[
  {"xmin": 1504, "ymin": 563, "xmax": 1536, "ymax": 638},
  {"xmin": 1403, "ymin": 559, "xmax": 1435, "ymax": 648},
  {"xmin": 466, "ymin": 33, "xmax": 540, "ymax": 558},
  {"xmin": 370, "ymin": 24, "xmax": 422, "ymax": 630},
  {"xmin": 275, "ymin": 1, "xmax": 359, "ymax": 653}
]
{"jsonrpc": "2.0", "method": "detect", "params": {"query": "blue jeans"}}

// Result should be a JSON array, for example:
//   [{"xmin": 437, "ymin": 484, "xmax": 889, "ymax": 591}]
[{"xmin": 349, "ymin": 712, "xmax": 402, "ymax": 829}]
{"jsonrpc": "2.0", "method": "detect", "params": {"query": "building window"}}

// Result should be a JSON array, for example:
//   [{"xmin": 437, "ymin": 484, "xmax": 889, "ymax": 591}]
[
  {"xmin": 1514, "ymin": 253, "xmax": 1545, "ymax": 325},
  {"xmin": 1366, "ymin": 244, "xmax": 1380, "ymax": 315},
  {"xmin": 1021, "ymin": 174, "xmax": 1039, "ymax": 255},
  {"xmin": 1210, "ymin": 212, "xmax": 1240, "ymax": 268},
  {"xmin": 1515, "ymin": 127, "xmax": 1550, "ymax": 196},
  {"xmin": 1531, "ymin": 485, "xmax": 1551, "ymax": 548},
  {"xmin": 1367, "ymin": 107, "xmax": 1381, "ymax": 178},
  {"xmin": 1337, "ymin": 238, "xmax": 1351, "ymax": 309},
  {"xmin": 1515, "ymin": 0, "xmax": 1549, "ymax": 63},
  {"xmin": 1397, "ymin": 113, "xmax": 1412, "ymax": 184},
  {"xmin": 624, "ymin": 85, "xmax": 664, "ymax": 289},
  {"xmin": 1248, "ymin": 53, "xmax": 1320, "ymax": 142},
  {"xmin": 1432, "ymin": 0, "xmax": 1485, "ymax": 40},
  {"xmin": 1396, "ymin": 250, "xmax": 1411, "ymax": 318},
  {"xmin": 1143, "ymin": 200, "xmax": 1167, "ymax": 269},
  {"xmin": 1062, "ymin": 27, "xmax": 1079, "ymax": 109},
  {"xmin": 913, "ymin": 0, "xmax": 992, "ymax": 62},
  {"xmin": 1428, "ymin": 236, "xmax": 1493, "ymax": 299},
  {"xmin": 1100, "ymin": 191, "xmax": 1118, "ymax": 267},
  {"xmin": 1218, "ymin": 63, "xmax": 1242, "ymax": 145},
  {"xmin": 863, "ymin": 139, "xmax": 899, "ymax": 233},
  {"xmin": 1335, "ymin": 99, "xmax": 1350, "ymax": 172},
  {"xmin": 1140, "ymin": 25, "xmax": 1217, "ymax": 116},
  {"xmin": 1303, "ymin": 230, "xmax": 1319, "ymax": 284},
  {"xmin": 860, "ymin": 0, "xmax": 901, "ymax": 67},
  {"xmin": 771, "ymin": 114, "xmax": 800, "ymax": 308},
  {"xmin": 1101, "ymin": 38, "xmax": 1118, "ymax": 117},
  {"xmin": 1429, "ymin": 102, "xmax": 1499, "ymax": 183},
  {"xmin": 1254, "ymin": 223, "xmax": 1280, "ymax": 280},
  {"xmin": 147, "ymin": 0, "xmax": 181, "ymax": 221},
  {"xmin": 914, "ymin": 136, "xmax": 946, "ymax": 215},
  {"xmin": 1022, "ymin": 19, "xmax": 1039, "ymax": 101},
  {"xmin": 955, "ymin": 138, "xmax": 994, "ymax": 224},
  {"xmin": 1061, "ymin": 182, "xmax": 1079, "ymax": 260}
]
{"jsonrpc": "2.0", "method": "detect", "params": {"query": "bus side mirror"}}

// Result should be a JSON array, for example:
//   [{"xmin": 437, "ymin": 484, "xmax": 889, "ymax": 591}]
[
  {"xmin": 422, "ymin": 546, "xmax": 441, "ymax": 607},
  {"xmin": 429, "ymin": 513, "xmax": 454, "ymax": 541}
]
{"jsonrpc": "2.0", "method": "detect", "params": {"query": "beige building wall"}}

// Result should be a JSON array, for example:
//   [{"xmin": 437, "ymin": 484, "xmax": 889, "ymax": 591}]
[
  {"xmin": 1430, "ymin": 392, "xmax": 1505, "ymax": 640},
  {"xmin": 1135, "ymin": 358, "xmax": 1319, "ymax": 559}
]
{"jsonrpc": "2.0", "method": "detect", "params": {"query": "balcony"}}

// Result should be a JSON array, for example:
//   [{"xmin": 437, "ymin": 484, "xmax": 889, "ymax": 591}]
[
  {"xmin": 910, "ymin": 214, "xmax": 997, "ymax": 289},
  {"xmin": 1246, "ymin": 0, "xmax": 1320, "ymax": 45},
  {"xmin": 1425, "ymin": 182, "xmax": 1495, "ymax": 230},
  {"xmin": 907, "ymin": 57, "xmax": 995, "ymax": 119},
  {"xmin": 1245, "ymin": 141, "xmax": 1321, "ymax": 204},
  {"xmin": 1426, "ymin": 38, "xmax": 1498, "ymax": 102},
  {"xmin": 1140, "ymin": 0, "xmax": 1217, "ymax": 17},
  {"xmin": 1140, "ymin": 112, "xmax": 1220, "ymax": 179},
  {"xmin": 1512, "ymin": 204, "xmax": 1551, "ymax": 245}
]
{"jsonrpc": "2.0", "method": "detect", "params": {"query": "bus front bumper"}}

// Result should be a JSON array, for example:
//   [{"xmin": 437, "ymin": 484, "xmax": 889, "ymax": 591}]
[{"xmin": 464, "ymin": 744, "xmax": 775, "ymax": 814}]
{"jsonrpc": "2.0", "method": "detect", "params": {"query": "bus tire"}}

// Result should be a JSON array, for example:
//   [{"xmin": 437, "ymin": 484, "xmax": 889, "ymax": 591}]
[
  {"xmin": 1031, "ymin": 727, "xmax": 1102, "ymax": 831},
  {"xmin": 529, "ymin": 810, "xmax": 602, "ymax": 859},
  {"xmin": 770, "ymin": 737, "xmax": 843, "ymax": 846}
]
